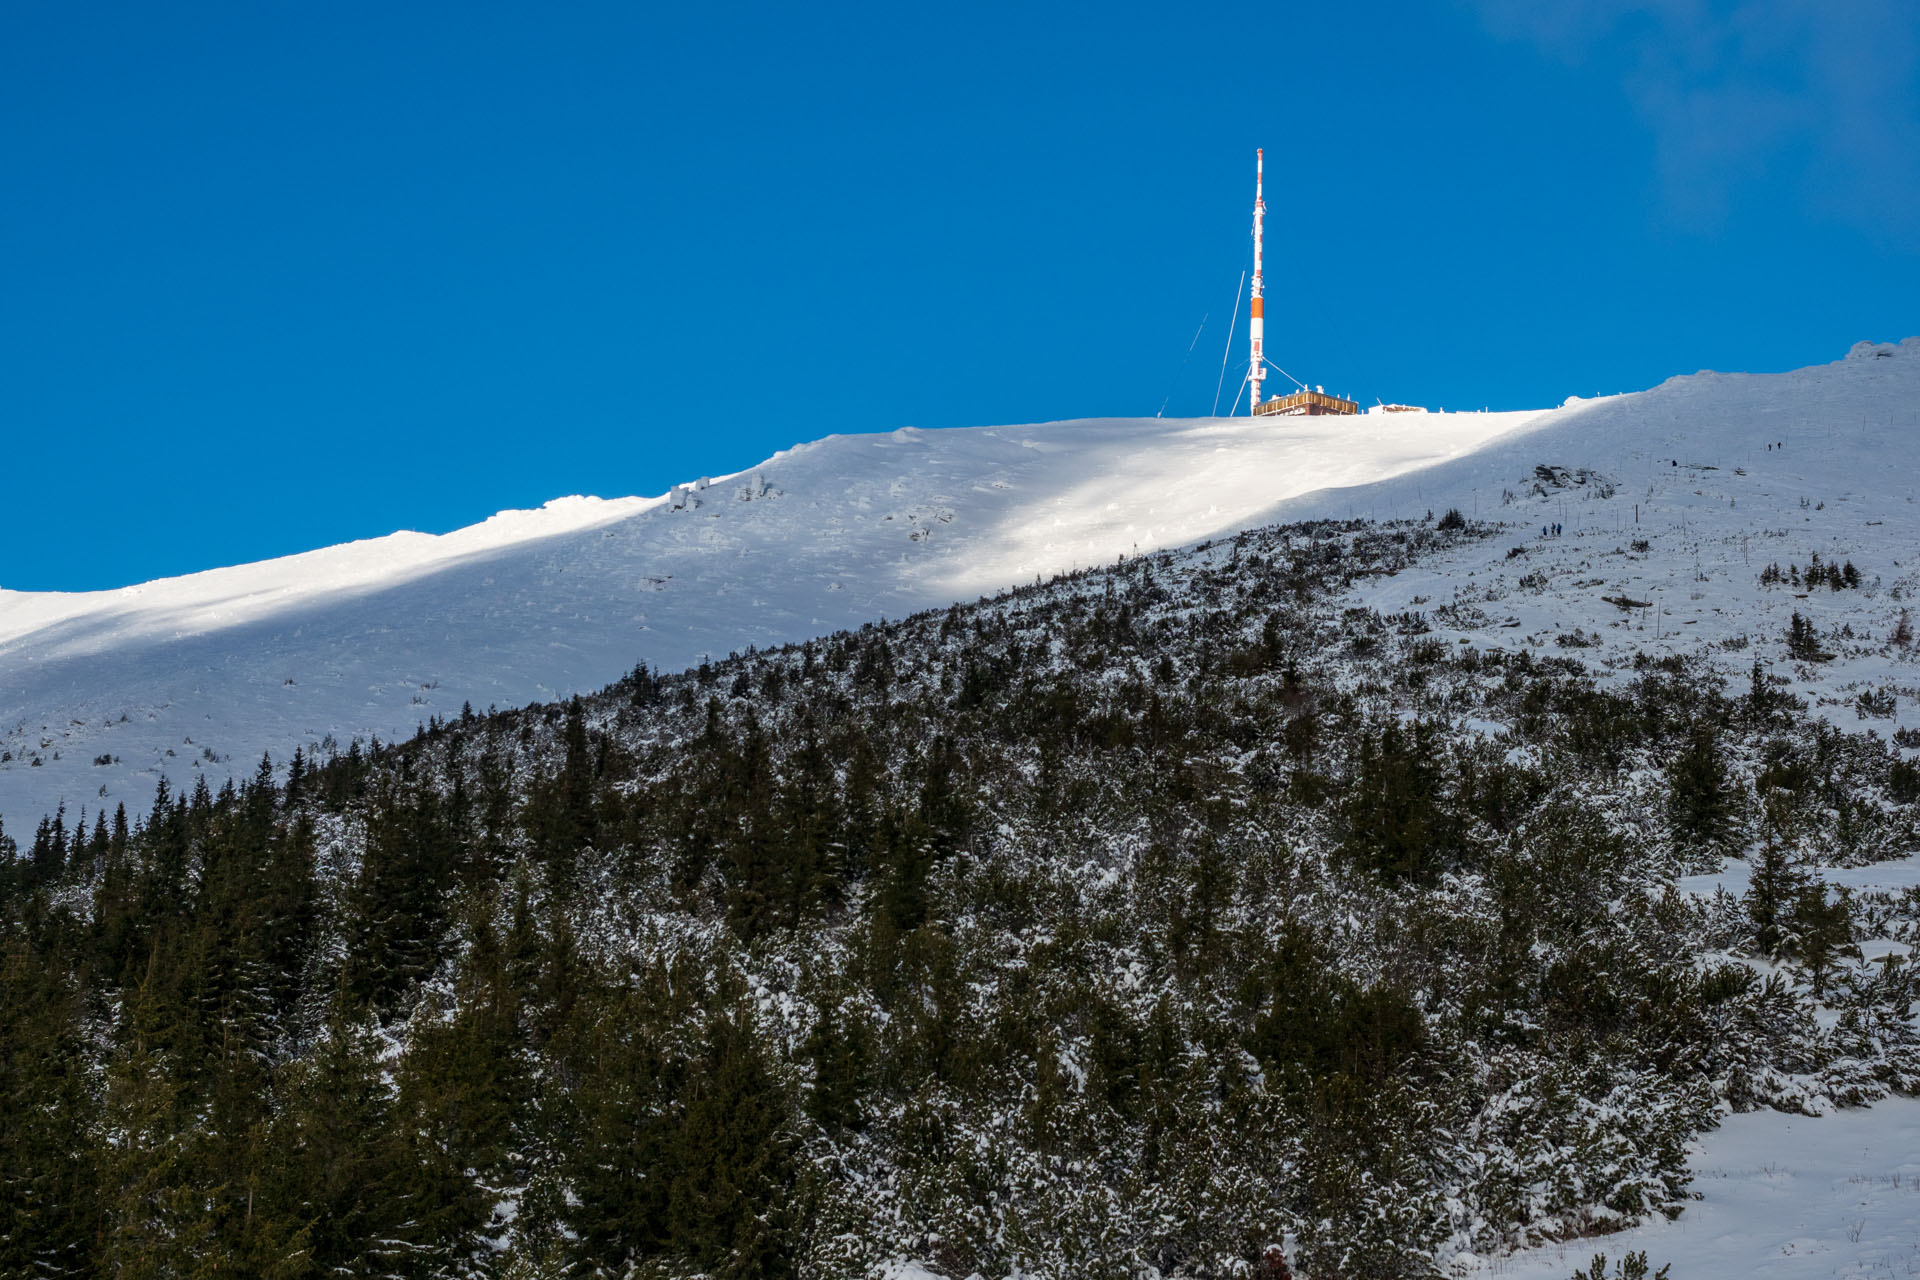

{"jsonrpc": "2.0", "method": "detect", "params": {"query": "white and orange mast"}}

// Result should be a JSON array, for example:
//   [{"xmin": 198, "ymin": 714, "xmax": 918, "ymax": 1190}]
[{"xmin": 1247, "ymin": 148, "xmax": 1266, "ymax": 414}]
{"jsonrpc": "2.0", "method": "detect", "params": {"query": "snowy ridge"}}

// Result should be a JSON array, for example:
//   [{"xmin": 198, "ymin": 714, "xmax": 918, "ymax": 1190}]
[
  {"xmin": 0, "ymin": 494, "xmax": 656, "ymax": 649},
  {"xmin": 2, "ymin": 339, "xmax": 1917, "ymax": 843},
  {"xmin": 6, "ymin": 339, "xmax": 1920, "ymax": 1280},
  {"xmin": 0, "ymin": 406, "xmax": 1542, "ymax": 827},
  {"xmin": 1343, "ymin": 339, "xmax": 1920, "ymax": 715}
]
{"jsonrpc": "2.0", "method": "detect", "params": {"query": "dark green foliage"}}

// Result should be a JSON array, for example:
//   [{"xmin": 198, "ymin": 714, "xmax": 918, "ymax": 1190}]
[
  {"xmin": 343, "ymin": 781, "xmax": 463, "ymax": 1008},
  {"xmin": 1787, "ymin": 610, "xmax": 1831, "ymax": 661},
  {"xmin": 1788, "ymin": 882, "xmax": 1856, "ymax": 996},
  {"xmin": 556, "ymin": 973, "xmax": 687, "ymax": 1269},
  {"xmin": 1748, "ymin": 657, "xmax": 1777, "ymax": 723},
  {"xmin": 393, "ymin": 915, "xmax": 528, "ymax": 1264},
  {"xmin": 663, "ymin": 1013, "xmax": 795, "ymax": 1278},
  {"xmin": 1569, "ymin": 1251, "xmax": 1670, "ymax": 1280},
  {"xmin": 0, "ymin": 514, "xmax": 1899, "ymax": 1277},
  {"xmin": 1891, "ymin": 756, "xmax": 1920, "ymax": 804},
  {"xmin": 555, "ymin": 972, "xmax": 793, "ymax": 1277},
  {"xmin": 1747, "ymin": 798, "xmax": 1805, "ymax": 959},
  {"xmin": 802, "ymin": 991, "xmax": 871, "ymax": 1132},
  {"xmin": 257, "ymin": 999, "xmax": 425, "ymax": 1276},
  {"xmin": 1668, "ymin": 723, "xmax": 1738, "ymax": 853},
  {"xmin": 0, "ymin": 930, "xmax": 101, "ymax": 1277},
  {"xmin": 1244, "ymin": 924, "xmax": 1427, "ymax": 1092},
  {"xmin": 1343, "ymin": 718, "xmax": 1455, "ymax": 882}
]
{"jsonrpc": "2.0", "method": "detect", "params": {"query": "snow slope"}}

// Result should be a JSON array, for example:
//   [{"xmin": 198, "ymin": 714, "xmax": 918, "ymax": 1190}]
[
  {"xmin": 1476, "ymin": 1096, "xmax": 1920, "ymax": 1280},
  {"xmin": 1344, "ymin": 339, "xmax": 1920, "ymax": 732},
  {"xmin": 3, "ymin": 338, "xmax": 1917, "ymax": 841},
  {"xmin": 1344, "ymin": 338, "xmax": 1920, "ymax": 1280},
  {"xmin": 5, "ymin": 338, "xmax": 1920, "ymax": 1279},
  {"xmin": 1462, "ymin": 845, "xmax": 1920, "ymax": 1280},
  {"xmin": 0, "ymin": 407, "xmax": 1541, "ymax": 828}
]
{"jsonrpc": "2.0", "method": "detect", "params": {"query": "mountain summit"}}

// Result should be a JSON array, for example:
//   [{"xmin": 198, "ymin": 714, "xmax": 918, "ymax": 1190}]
[{"xmin": 2, "ymin": 341, "xmax": 1915, "ymax": 829}]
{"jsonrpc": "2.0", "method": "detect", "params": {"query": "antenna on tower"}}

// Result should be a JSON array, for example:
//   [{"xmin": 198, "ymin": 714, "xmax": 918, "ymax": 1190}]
[{"xmin": 1248, "ymin": 148, "xmax": 1265, "ymax": 414}]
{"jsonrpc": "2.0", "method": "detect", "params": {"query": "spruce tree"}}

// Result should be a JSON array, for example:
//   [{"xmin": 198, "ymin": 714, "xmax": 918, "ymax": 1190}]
[
  {"xmin": 1789, "ymin": 882, "xmax": 1856, "ymax": 996},
  {"xmin": 97, "ymin": 956, "xmax": 212, "ymax": 1280},
  {"xmin": 0, "ymin": 932, "xmax": 103, "ymax": 1278},
  {"xmin": 256, "ymin": 992, "xmax": 417, "ymax": 1277},
  {"xmin": 1746, "ymin": 823, "xmax": 1802, "ymax": 959},
  {"xmin": 1668, "ymin": 724, "xmax": 1736, "ymax": 855},
  {"xmin": 342, "ymin": 782, "xmax": 459, "ymax": 1009},
  {"xmin": 393, "ymin": 911, "xmax": 528, "ymax": 1266},
  {"xmin": 1787, "ymin": 611, "xmax": 1829, "ymax": 661},
  {"xmin": 1343, "ymin": 719, "xmax": 1451, "ymax": 883},
  {"xmin": 558, "ymin": 978, "xmax": 680, "ymax": 1271},
  {"xmin": 665, "ymin": 1012, "xmax": 796, "ymax": 1278},
  {"xmin": 1747, "ymin": 658, "xmax": 1774, "ymax": 724}
]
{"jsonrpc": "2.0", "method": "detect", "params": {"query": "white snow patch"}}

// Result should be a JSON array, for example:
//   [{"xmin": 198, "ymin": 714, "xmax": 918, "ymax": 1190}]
[
  {"xmin": 1473, "ymin": 1096, "xmax": 1920, "ymax": 1280},
  {"xmin": 4, "ymin": 338, "xmax": 1918, "ymax": 839}
]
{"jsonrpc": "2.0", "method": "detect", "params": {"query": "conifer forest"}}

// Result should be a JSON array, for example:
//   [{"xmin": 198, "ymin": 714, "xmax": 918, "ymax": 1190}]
[{"xmin": 4, "ymin": 516, "xmax": 1917, "ymax": 1278}]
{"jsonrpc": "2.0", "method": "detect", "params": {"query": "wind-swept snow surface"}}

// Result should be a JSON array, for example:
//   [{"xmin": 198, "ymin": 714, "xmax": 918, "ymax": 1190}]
[
  {"xmin": 0, "ymin": 408, "xmax": 1538, "ymax": 826},
  {"xmin": 1344, "ymin": 339, "xmax": 1920, "ymax": 732},
  {"xmin": 1480, "ymin": 1097, "xmax": 1920, "ymax": 1280},
  {"xmin": 3, "ymin": 338, "xmax": 1918, "ymax": 838},
  {"xmin": 6, "ymin": 339, "xmax": 1920, "ymax": 1279}
]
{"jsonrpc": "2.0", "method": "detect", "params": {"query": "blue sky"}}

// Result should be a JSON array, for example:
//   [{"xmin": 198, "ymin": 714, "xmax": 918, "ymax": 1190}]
[{"xmin": 4, "ymin": 0, "xmax": 1916, "ymax": 591}]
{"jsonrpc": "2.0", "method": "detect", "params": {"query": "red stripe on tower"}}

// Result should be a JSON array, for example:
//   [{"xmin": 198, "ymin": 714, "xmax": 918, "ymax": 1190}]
[{"xmin": 1248, "ymin": 149, "xmax": 1266, "ymax": 414}]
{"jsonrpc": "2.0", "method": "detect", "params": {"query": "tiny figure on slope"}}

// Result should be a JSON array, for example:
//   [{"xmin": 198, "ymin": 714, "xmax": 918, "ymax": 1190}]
[{"xmin": 1256, "ymin": 1244, "xmax": 1293, "ymax": 1280}]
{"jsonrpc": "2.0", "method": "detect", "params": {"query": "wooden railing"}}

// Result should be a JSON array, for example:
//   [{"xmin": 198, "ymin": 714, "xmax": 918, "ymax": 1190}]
[{"xmin": 1253, "ymin": 390, "xmax": 1360, "ymax": 417}]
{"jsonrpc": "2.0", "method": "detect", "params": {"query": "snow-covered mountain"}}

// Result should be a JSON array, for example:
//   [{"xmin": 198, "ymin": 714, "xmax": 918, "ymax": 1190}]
[
  {"xmin": 8, "ymin": 337, "xmax": 1920, "ymax": 1280},
  {"xmin": 0, "ymin": 406, "xmax": 1538, "ymax": 827},
  {"xmin": 3, "ymin": 338, "xmax": 1916, "ymax": 833},
  {"xmin": 1345, "ymin": 338, "xmax": 1920, "ymax": 703}
]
